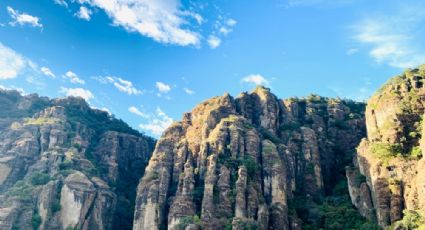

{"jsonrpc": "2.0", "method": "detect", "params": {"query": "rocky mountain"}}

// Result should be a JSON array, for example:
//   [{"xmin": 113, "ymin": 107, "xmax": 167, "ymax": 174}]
[
  {"xmin": 0, "ymin": 90, "xmax": 155, "ymax": 230},
  {"xmin": 3, "ymin": 66, "xmax": 425, "ymax": 230},
  {"xmin": 133, "ymin": 87, "xmax": 378, "ymax": 230},
  {"xmin": 348, "ymin": 66, "xmax": 425, "ymax": 229}
]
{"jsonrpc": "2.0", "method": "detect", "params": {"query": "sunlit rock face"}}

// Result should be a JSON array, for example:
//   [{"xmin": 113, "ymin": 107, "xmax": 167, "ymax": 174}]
[
  {"xmin": 0, "ymin": 90, "xmax": 155, "ymax": 230},
  {"xmin": 134, "ymin": 86, "xmax": 367, "ymax": 230},
  {"xmin": 348, "ymin": 66, "xmax": 425, "ymax": 228}
]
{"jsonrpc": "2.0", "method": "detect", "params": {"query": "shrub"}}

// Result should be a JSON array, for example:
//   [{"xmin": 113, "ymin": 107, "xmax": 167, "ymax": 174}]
[
  {"xmin": 410, "ymin": 146, "xmax": 423, "ymax": 160},
  {"xmin": 369, "ymin": 142, "xmax": 402, "ymax": 160},
  {"xmin": 177, "ymin": 215, "xmax": 201, "ymax": 230},
  {"xmin": 30, "ymin": 172, "xmax": 51, "ymax": 186},
  {"xmin": 9, "ymin": 181, "xmax": 33, "ymax": 201},
  {"xmin": 31, "ymin": 211, "xmax": 42, "ymax": 230},
  {"xmin": 241, "ymin": 156, "xmax": 259, "ymax": 179},
  {"xmin": 52, "ymin": 202, "xmax": 61, "ymax": 213},
  {"xmin": 392, "ymin": 210, "xmax": 425, "ymax": 229}
]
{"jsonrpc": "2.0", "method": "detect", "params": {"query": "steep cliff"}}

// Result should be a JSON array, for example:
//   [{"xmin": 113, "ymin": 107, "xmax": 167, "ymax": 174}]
[
  {"xmin": 133, "ymin": 87, "xmax": 376, "ymax": 230},
  {"xmin": 348, "ymin": 66, "xmax": 425, "ymax": 229},
  {"xmin": 0, "ymin": 90, "xmax": 155, "ymax": 230}
]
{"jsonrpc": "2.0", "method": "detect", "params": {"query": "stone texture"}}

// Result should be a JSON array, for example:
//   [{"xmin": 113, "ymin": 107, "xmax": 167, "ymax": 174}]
[
  {"xmin": 349, "ymin": 66, "xmax": 425, "ymax": 228},
  {"xmin": 0, "ymin": 90, "xmax": 155, "ymax": 230},
  {"xmin": 134, "ymin": 87, "xmax": 366, "ymax": 230}
]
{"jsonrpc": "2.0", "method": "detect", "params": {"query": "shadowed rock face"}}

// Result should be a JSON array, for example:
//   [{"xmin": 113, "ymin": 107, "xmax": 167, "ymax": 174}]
[
  {"xmin": 348, "ymin": 66, "xmax": 425, "ymax": 228},
  {"xmin": 133, "ymin": 87, "xmax": 367, "ymax": 230},
  {"xmin": 0, "ymin": 90, "xmax": 155, "ymax": 230}
]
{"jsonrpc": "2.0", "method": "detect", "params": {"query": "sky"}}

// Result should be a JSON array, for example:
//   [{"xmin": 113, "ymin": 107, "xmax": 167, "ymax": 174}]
[{"xmin": 1, "ymin": 0, "xmax": 425, "ymax": 137}]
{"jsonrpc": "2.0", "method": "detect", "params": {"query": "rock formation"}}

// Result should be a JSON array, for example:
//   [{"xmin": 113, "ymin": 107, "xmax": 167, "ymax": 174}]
[
  {"xmin": 0, "ymin": 90, "xmax": 155, "ymax": 230},
  {"xmin": 348, "ymin": 66, "xmax": 425, "ymax": 228},
  {"xmin": 134, "ymin": 87, "xmax": 371, "ymax": 230}
]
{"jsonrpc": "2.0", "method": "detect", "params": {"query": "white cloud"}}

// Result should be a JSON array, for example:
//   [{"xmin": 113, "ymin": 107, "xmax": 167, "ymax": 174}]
[
  {"xmin": 77, "ymin": 0, "xmax": 200, "ymax": 46},
  {"xmin": 41, "ymin": 67, "xmax": 55, "ymax": 78},
  {"xmin": 60, "ymin": 87, "xmax": 94, "ymax": 101},
  {"xmin": 63, "ymin": 71, "xmax": 85, "ymax": 84},
  {"xmin": 0, "ymin": 43, "xmax": 26, "ymax": 79},
  {"xmin": 226, "ymin": 19, "xmax": 237, "ymax": 27},
  {"xmin": 207, "ymin": 35, "xmax": 221, "ymax": 49},
  {"xmin": 129, "ymin": 106, "xmax": 149, "ymax": 118},
  {"xmin": 7, "ymin": 6, "xmax": 43, "ymax": 28},
  {"xmin": 114, "ymin": 77, "xmax": 142, "ymax": 95},
  {"xmin": 183, "ymin": 87, "xmax": 195, "ymax": 95},
  {"xmin": 76, "ymin": 6, "xmax": 92, "ymax": 21},
  {"xmin": 139, "ymin": 107, "xmax": 173, "ymax": 136},
  {"xmin": 242, "ymin": 74, "xmax": 270, "ymax": 86},
  {"xmin": 92, "ymin": 76, "xmax": 142, "ymax": 95},
  {"xmin": 352, "ymin": 4, "xmax": 425, "ymax": 68},
  {"xmin": 54, "ymin": 0, "xmax": 68, "ymax": 7},
  {"xmin": 156, "ymin": 82, "xmax": 171, "ymax": 93},
  {"xmin": 346, "ymin": 48, "xmax": 358, "ymax": 55}
]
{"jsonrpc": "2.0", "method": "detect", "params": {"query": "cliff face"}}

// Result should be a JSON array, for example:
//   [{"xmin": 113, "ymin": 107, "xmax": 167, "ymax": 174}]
[
  {"xmin": 348, "ymin": 66, "xmax": 425, "ymax": 228},
  {"xmin": 0, "ymin": 90, "xmax": 155, "ymax": 230},
  {"xmin": 133, "ymin": 87, "xmax": 371, "ymax": 230}
]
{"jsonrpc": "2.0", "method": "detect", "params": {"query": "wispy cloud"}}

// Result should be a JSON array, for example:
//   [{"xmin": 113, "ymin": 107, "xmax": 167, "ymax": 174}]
[
  {"xmin": 63, "ymin": 71, "xmax": 85, "ymax": 84},
  {"xmin": 183, "ymin": 87, "xmax": 195, "ymax": 95},
  {"xmin": 242, "ymin": 74, "xmax": 270, "ymax": 86},
  {"xmin": 207, "ymin": 35, "xmax": 221, "ymax": 49},
  {"xmin": 0, "ymin": 43, "xmax": 27, "ymax": 79},
  {"xmin": 139, "ymin": 107, "xmax": 173, "ymax": 136},
  {"xmin": 93, "ymin": 76, "xmax": 142, "ymax": 95},
  {"xmin": 207, "ymin": 18, "xmax": 237, "ymax": 49},
  {"xmin": 54, "ymin": 0, "xmax": 68, "ymax": 7},
  {"xmin": 128, "ymin": 106, "xmax": 149, "ymax": 118},
  {"xmin": 60, "ymin": 87, "xmax": 94, "ymax": 101},
  {"xmin": 156, "ymin": 82, "xmax": 171, "ymax": 94},
  {"xmin": 346, "ymin": 48, "xmax": 358, "ymax": 55},
  {"xmin": 7, "ymin": 6, "xmax": 43, "ymax": 28},
  {"xmin": 76, "ymin": 0, "xmax": 201, "ymax": 46},
  {"xmin": 0, "ymin": 42, "xmax": 52, "ymax": 88},
  {"xmin": 41, "ymin": 67, "xmax": 55, "ymax": 78},
  {"xmin": 75, "ymin": 6, "xmax": 92, "ymax": 21},
  {"xmin": 351, "ymin": 3, "xmax": 425, "ymax": 68}
]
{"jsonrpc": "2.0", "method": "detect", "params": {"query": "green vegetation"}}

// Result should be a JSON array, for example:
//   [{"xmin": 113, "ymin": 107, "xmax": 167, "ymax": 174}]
[
  {"xmin": 369, "ymin": 142, "xmax": 402, "ymax": 160},
  {"xmin": 259, "ymin": 128, "xmax": 281, "ymax": 144},
  {"xmin": 333, "ymin": 120, "xmax": 349, "ymax": 130},
  {"xmin": 8, "ymin": 181, "xmax": 33, "ymax": 202},
  {"xmin": 279, "ymin": 122, "xmax": 300, "ymax": 132},
  {"xmin": 392, "ymin": 210, "xmax": 425, "ymax": 230},
  {"xmin": 306, "ymin": 94, "xmax": 326, "ymax": 104},
  {"xmin": 177, "ymin": 215, "xmax": 201, "ymax": 230},
  {"xmin": 30, "ymin": 172, "xmax": 51, "ymax": 186},
  {"xmin": 31, "ymin": 210, "xmax": 42, "ymax": 230},
  {"xmin": 64, "ymin": 103, "xmax": 151, "ymax": 139},
  {"xmin": 410, "ymin": 146, "xmax": 423, "ymax": 159},
  {"xmin": 289, "ymin": 180, "xmax": 380, "ymax": 230},
  {"xmin": 144, "ymin": 171, "xmax": 159, "ymax": 182},
  {"xmin": 241, "ymin": 156, "xmax": 259, "ymax": 179}
]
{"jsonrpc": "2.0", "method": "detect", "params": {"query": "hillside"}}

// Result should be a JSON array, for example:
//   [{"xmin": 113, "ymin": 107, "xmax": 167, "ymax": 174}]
[
  {"xmin": 133, "ymin": 87, "xmax": 377, "ymax": 230},
  {"xmin": 0, "ymin": 90, "xmax": 156, "ymax": 230},
  {"xmin": 348, "ymin": 66, "xmax": 425, "ymax": 229}
]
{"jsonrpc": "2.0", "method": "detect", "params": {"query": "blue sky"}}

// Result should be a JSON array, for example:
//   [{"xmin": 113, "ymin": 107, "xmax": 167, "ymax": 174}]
[{"xmin": 1, "ymin": 0, "xmax": 425, "ymax": 137}]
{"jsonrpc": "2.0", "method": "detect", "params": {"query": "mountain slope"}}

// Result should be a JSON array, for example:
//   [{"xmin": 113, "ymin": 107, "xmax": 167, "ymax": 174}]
[
  {"xmin": 0, "ymin": 90, "xmax": 155, "ymax": 230},
  {"xmin": 348, "ymin": 66, "xmax": 425, "ymax": 228},
  {"xmin": 133, "ymin": 87, "xmax": 376, "ymax": 230}
]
